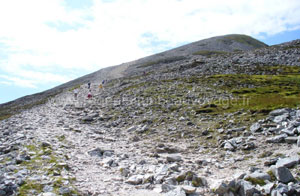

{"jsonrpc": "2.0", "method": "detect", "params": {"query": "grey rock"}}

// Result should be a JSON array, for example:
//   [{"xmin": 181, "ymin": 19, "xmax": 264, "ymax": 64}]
[
  {"xmin": 247, "ymin": 171, "xmax": 271, "ymax": 181},
  {"xmin": 43, "ymin": 185, "xmax": 53, "ymax": 192},
  {"xmin": 242, "ymin": 142, "xmax": 256, "ymax": 150},
  {"xmin": 261, "ymin": 183, "xmax": 275, "ymax": 195},
  {"xmin": 264, "ymin": 158, "xmax": 279, "ymax": 166},
  {"xmin": 297, "ymin": 136, "xmax": 300, "ymax": 147},
  {"xmin": 224, "ymin": 142, "xmax": 235, "ymax": 151},
  {"xmin": 81, "ymin": 116, "xmax": 94, "ymax": 122},
  {"xmin": 127, "ymin": 126, "xmax": 137, "ymax": 132},
  {"xmin": 269, "ymin": 109, "xmax": 289, "ymax": 116},
  {"xmin": 169, "ymin": 163, "xmax": 180, "ymax": 172},
  {"xmin": 59, "ymin": 187, "xmax": 71, "ymax": 195},
  {"xmin": 143, "ymin": 174, "xmax": 154, "ymax": 184},
  {"xmin": 88, "ymin": 148, "xmax": 103, "ymax": 157},
  {"xmin": 126, "ymin": 175, "xmax": 143, "ymax": 185},
  {"xmin": 250, "ymin": 122, "xmax": 261, "ymax": 133},
  {"xmin": 161, "ymin": 184, "xmax": 176, "ymax": 193},
  {"xmin": 182, "ymin": 185, "xmax": 196, "ymax": 194},
  {"xmin": 211, "ymin": 180, "xmax": 229, "ymax": 195},
  {"xmin": 167, "ymin": 155, "xmax": 182, "ymax": 163},
  {"xmin": 281, "ymin": 128, "xmax": 296, "ymax": 136},
  {"xmin": 273, "ymin": 114, "xmax": 289, "ymax": 123},
  {"xmin": 41, "ymin": 193, "xmax": 57, "ymax": 196},
  {"xmin": 285, "ymin": 137, "xmax": 298, "ymax": 144},
  {"xmin": 41, "ymin": 142, "xmax": 51, "ymax": 148},
  {"xmin": 165, "ymin": 187, "xmax": 186, "ymax": 196},
  {"xmin": 156, "ymin": 164, "xmax": 169, "ymax": 175},
  {"xmin": 266, "ymin": 134, "xmax": 287, "ymax": 143},
  {"xmin": 274, "ymin": 167, "xmax": 295, "ymax": 183},
  {"xmin": 274, "ymin": 183, "xmax": 289, "ymax": 194},
  {"xmin": 276, "ymin": 156, "xmax": 300, "ymax": 168},
  {"xmin": 238, "ymin": 180, "xmax": 260, "ymax": 196},
  {"xmin": 120, "ymin": 168, "xmax": 130, "ymax": 177}
]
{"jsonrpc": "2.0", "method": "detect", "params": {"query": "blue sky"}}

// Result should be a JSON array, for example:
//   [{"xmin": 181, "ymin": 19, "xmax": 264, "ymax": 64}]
[{"xmin": 0, "ymin": 0, "xmax": 300, "ymax": 104}]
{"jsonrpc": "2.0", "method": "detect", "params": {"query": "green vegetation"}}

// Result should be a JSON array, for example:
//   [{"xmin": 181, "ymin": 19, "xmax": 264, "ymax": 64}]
[
  {"xmin": 244, "ymin": 177, "xmax": 266, "ymax": 186},
  {"xmin": 267, "ymin": 170, "xmax": 277, "ymax": 182},
  {"xmin": 221, "ymin": 34, "xmax": 268, "ymax": 48},
  {"xmin": 68, "ymin": 84, "xmax": 81, "ymax": 92},
  {"xmin": 18, "ymin": 181, "xmax": 43, "ymax": 196},
  {"xmin": 18, "ymin": 143, "xmax": 78, "ymax": 196},
  {"xmin": 193, "ymin": 50, "xmax": 228, "ymax": 57},
  {"xmin": 208, "ymin": 70, "xmax": 300, "ymax": 111},
  {"xmin": 258, "ymin": 151, "xmax": 273, "ymax": 158},
  {"xmin": 137, "ymin": 56, "xmax": 186, "ymax": 68}
]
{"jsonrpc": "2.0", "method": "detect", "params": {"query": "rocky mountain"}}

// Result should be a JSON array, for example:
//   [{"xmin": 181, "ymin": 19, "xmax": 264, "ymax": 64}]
[
  {"xmin": 0, "ymin": 34, "xmax": 266, "ymax": 120},
  {"xmin": 1, "ymin": 34, "xmax": 300, "ymax": 196}
]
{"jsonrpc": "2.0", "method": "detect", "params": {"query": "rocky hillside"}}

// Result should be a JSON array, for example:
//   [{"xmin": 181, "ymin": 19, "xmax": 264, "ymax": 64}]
[
  {"xmin": 1, "ymin": 35, "xmax": 300, "ymax": 196},
  {"xmin": 0, "ymin": 34, "xmax": 266, "ymax": 121}
]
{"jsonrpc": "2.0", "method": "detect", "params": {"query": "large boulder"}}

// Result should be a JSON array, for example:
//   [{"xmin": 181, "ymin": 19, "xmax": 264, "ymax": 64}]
[{"xmin": 274, "ymin": 167, "xmax": 295, "ymax": 183}]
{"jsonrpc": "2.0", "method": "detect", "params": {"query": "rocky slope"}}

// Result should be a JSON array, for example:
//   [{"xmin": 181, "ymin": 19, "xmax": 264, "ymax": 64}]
[
  {"xmin": 1, "ymin": 35, "xmax": 300, "ymax": 196},
  {"xmin": 0, "ymin": 34, "xmax": 266, "ymax": 121}
]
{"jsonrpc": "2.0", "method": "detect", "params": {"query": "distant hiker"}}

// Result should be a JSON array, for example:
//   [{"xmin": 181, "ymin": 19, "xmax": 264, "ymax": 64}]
[
  {"xmin": 74, "ymin": 89, "xmax": 78, "ymax": 99},
  {"xmin": 102, "ymin": 80, "xmax": 105, "ymax": 85},
  {"xmin": 87, "ymin": 91, "xmax": 92, "ymax": 99},
  {"xmin": 88, "ymin": 82, "xmax": 91, "ymax": 89},
  {"xmin": 99, "ymin": 84, "xmax": 103, "ymax": 89}
]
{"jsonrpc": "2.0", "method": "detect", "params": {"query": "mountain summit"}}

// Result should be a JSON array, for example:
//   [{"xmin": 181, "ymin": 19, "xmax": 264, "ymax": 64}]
[{"xmin": 1, "ymin": 34, "xmax": 300, "ymax": 195}]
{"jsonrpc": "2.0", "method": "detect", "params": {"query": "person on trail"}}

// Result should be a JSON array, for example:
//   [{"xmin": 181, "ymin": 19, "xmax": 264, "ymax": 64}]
[
  {"xmin": 99, "ymin": 84, "xmax": 103, "ymax": 89},
  {"xmin": 74, "ymin": 88, "xmax": 79, "ymax": 99},
  {"xmin": 87, "ymin": 91, "xmax": 92, "ymax": 99},
  {"xmin": 88, "ymin": 82, "xmax": 91, "ymax": 89}
]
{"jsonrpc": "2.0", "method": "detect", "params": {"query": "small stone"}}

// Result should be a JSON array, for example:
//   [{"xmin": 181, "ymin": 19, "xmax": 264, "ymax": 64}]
[
  {"xmin": 224, "ymin": 142, "xmax": 235, "ymax": 151},
  {"xmin": 250, "ymin": 123, "xmax": 261, "ymax": 133},
  {"xmin": 269, "ymin": 109, "xmax": 289, "ymax": 116},
  {"xmin": 297, "ymin": 136, "xmax": 300, "ymax": 147},
  {"xmin": 161, "ymin": 184, "xmax": 176, "ymax": 193},
  {"xmin": 126, "ymin": 175, "xmax": 143, "ymax": 185},
  {"xmin": 182, "ymin": 185, "xmax": 196, "ymax": 194},
  {"xmin": 285, "ymin": 137, "xmax": 298, "ymax": 144},
  {"xmin": 41, "ymin": 193, "xmax": 57, "ymax": 196},
  {"xmin": 88, "ymin": 148, "xmax": 103, "ymax": 157},
  {"xmin": 266, "ymin": 134, "xmax": 287, "ymax": 143},
  {"xmin": 167, "ymin": 155, "xmax": 182, "ymax": 163},
  {"xmin": 41, "ymin": 142, "xmax": 51, "ymax": 148},
  {"xmin": 59, "ymin": 187, "xmax": 71, "ymax": 195},
  {"xmin": 238, "ymin": 179, "xmax": 260, "ymax": 196}
]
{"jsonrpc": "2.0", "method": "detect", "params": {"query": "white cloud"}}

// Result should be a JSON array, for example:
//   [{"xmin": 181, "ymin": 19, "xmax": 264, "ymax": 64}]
[
  {"xmin": 0, "ymin": 0, "xmax": 300, "ymax": 89},
  {"xmin": 0, "ymin": 75, "xmax": 37, "ymax": 88}
]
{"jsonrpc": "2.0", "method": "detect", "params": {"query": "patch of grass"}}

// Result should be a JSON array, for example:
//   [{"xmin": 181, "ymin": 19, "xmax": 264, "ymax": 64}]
[
  {"xmin": 221, "ymin": 34, "xmax": 268, "ymax": 48},
  {"xmin": 267, "ymin": 170, "xmax": 276, "ymax": 182},
  {"xmin": 68, "ymin": 84, "xmax": 81, "ymax": 92},
  {"xmin": 0, "ymin": 113, "xmax": 12, "ymax": 121},
  {"xmin": 18, "ymin": 181, "xmax": 43, "ymax": 196},
  {"xmin": 137, "ymin": 56, "xmax": 186, "ymax": 68},
  {"xmin": 208, "ymin": 74, "xmax": 300, "ymax": 112},
  {"xmin": 258, "ymin": 151, "xmax": 273, "ymax": 158},
  {"xmin": 244, "ymin": 177, "xmax": 266, "ymax": 186},
  {"xmin": 193, "ymin": 50, "xmax": 228, "ymax": 57},
  {"xmin": 274, "ymin": 153, "xmax": 286, "ymax": 158}
]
